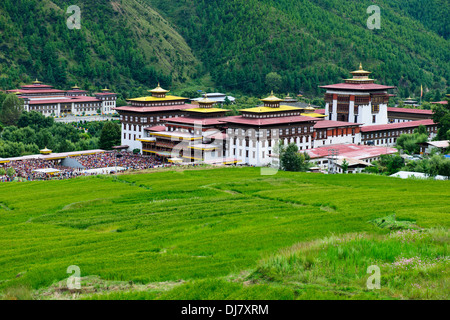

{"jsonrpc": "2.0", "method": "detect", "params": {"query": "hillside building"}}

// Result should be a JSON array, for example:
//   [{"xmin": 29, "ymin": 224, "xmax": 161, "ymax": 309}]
[
  {"xmin": 113, "ymin": 65, "xmax": 438, "ymax": 167},
  {"xmin": 306, "ymin": 144, "xmax": 398, "ymax": 173},
  {"xmin": 138, "ymin": 95, "xmax": 238, "ymax": 164},
  {"xmin": 114, "ymin": 84, "xmax": 192, "ymax": 151},
  {"xmin": 387, "ymin": 107, "xmax": 433, "ymax": 123},
  {"xmin": 190, "ymin": 93, "xmax": 235, "ymax": 105},
  {"xmin": 7, "ymin": 81, "xmax": 117, "ymax": 117},
  {"xmin": 222, "ymin": 92, "xmax": 318, "ymax": 166},
  {"xmin": 360, "ymin": 119, "xmax": 437, "ymax": 147}
]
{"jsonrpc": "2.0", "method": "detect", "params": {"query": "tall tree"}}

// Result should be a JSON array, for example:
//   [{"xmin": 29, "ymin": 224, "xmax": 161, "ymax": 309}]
[
  {"xmin": 99, "ymin": 121, "xmax": 121, "ymax": 150},
  {"xmin": 265, "ymin": 72, "xmax": 282, "ymax": 92},
  {"xmin": 280, "ymin": 143, "xmax": 311, "ymax": 172},
  {"xmin": 0, "ymin": 94, "xmax": 24, "ymax": 126}
]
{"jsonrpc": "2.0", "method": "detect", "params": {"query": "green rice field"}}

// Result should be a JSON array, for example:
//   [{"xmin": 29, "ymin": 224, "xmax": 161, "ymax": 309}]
[{"xmin": 0, "ymin": 167, "xmax": 448, "ymax": 300}]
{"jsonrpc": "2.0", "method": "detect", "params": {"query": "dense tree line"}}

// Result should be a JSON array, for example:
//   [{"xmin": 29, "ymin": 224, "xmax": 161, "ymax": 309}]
[
  {"xmin": 365, "ymin": 153, "xmax": 450, "ymax": 178},
  {"xmin": 148, "ymin": 0, "xmax": 449, "ymax": 97},
  {"xmin": 432, "ymin": 95, "xmax": 450, "ymax": 140},
  {"xmin": 0, "ymin": 110, "xmax": 119, "ymax": 158},
  {"xmin": 0, "ymin": 0, "xmax": 173, "ymax": 97},
  {"xmin": 0, "ymin": 0, "xmax": 448, "ymax": 99}
]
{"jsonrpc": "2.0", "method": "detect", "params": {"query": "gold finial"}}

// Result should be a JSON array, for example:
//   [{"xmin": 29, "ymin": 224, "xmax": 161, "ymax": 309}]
[
  {"xmin": 359, "ymin": 62, "xmax": 363, "ymax": 70},
  {"xmin": 271, "ymin": 90, "xmax": 274, "ymax": 95}
]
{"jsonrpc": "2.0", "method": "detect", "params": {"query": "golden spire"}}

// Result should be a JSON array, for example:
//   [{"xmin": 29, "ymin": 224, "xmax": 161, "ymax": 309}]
[
  {"xmin": 197, "ymin": 93, "xmax": 216, "ymax": 108},
  {"xmin": 359, "ymin": 62, "xmax": 363, "ymax": 70}
]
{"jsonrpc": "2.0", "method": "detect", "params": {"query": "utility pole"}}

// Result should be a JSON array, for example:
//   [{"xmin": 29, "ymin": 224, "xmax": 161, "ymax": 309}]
[{"xmin": 328, "ymin": 148, "xmax": 339, "ymax": 174}]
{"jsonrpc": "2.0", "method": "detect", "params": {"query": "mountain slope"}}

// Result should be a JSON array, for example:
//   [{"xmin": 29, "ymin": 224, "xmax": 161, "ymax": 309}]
[
  {"xmin": 146, "ymin": 0, "xmax": 450, "ymax": 97},
  {"xmin": 0, "ymin": 0, "xmax": 448, "ymax": 98},
  {"xmin": 0, "ymin": 0, "xmax": 200, "ymax": 97}
]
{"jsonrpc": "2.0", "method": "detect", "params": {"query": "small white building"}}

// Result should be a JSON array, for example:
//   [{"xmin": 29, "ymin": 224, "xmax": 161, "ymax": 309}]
[{"xmin": 191, "ymin": 93, "xmax": 235, "ymax": 105}]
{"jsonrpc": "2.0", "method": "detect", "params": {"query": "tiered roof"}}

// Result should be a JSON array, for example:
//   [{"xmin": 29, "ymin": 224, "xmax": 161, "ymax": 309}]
[{"xmin": 320, "ymin": 64, "xmax": 395, "ymax": 91}]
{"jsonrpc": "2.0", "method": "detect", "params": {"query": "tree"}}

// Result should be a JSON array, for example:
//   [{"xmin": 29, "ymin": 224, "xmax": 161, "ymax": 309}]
[
  {"xmin": 265, "ymin": 72, "xmax": 282, "ymax": 92},
  {"xmin": 414, "ymin": 125, "xmax": 427, "ymax": 135},
  {"xmin": 0, "ymin": 94, "xmax": 24, "ymax": 126},
  {"xmin": 341, "ymin": 159, "xmax": 349, "ymax": 173},
  {"xmin": 99, "ymin": 121, "xmax": 121, "ymax": 150},
  {"xmin": 396, "ymin": 133, "xmax": 428, "ymax": 154},
  {"xmin": 432, "ymin": 103, "xmax": 450, "ymax": 140},
  {"xmin": 18, "ymin": 111, "xmax": 54, "ymax": 130},
  {"xmin": 224, "ymin": 96, "xmax": 231, "ymax": 106},
  {"xmin": 377, "ymin": 154, "xmax": 405, "ymax": 175},
  {"xmin": 280, "ymin": 143, "xmax": 311, "ymax": 172}
]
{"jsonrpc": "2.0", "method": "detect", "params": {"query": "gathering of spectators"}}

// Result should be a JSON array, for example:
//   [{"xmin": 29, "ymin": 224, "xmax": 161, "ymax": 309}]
[{"xmin": 0, "ymin": 151, "xmax": 169, "ymax": 182}]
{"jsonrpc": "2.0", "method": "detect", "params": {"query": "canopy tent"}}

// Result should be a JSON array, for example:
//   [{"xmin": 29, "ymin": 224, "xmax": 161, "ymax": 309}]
[{"xmin": 33, "ymin": 168, "xmax": 61, "ymax": 175}]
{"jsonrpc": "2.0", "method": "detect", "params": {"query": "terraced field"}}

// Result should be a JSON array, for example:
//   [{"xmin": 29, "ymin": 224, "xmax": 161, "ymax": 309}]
[{"xmin": 0, "ymin": 167, "xmax": 448, "ymax": 299}]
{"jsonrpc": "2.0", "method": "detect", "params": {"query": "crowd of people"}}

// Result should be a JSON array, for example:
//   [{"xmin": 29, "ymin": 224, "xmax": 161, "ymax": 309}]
[
  {"xmin": 0, "ymin": 151, "xmax": 169, "ymax": 182},
  {"xmin": 75, "ymin": 152, "xmax": 162, "ymax": 171}
]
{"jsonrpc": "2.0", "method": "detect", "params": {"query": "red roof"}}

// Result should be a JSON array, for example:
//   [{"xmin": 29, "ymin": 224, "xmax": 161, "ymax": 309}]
[
  {"xmin": 320, "ymin": 83, "xmax": 395, "ymax": 91},
  {"xmin": 208, "ymin": 132, "xmax": 228, "ymax": 140},
  {"xmin": 114, "ymin": 105, "xmax": 192, "ymax": 113},
  {"xmin": 94, "ymin": 92, "xmax": 117, "ymax": 96},
  {"xmin": 314, "ymin": 120, "xmax": 361, "ymax": 129},
  {"xmin": 8, "ymin": 89, "xmax": 66, "ymax": 94},
  {"xmin": 387, "ymin": 107, "xmax": 433, "ymax": 115},
  {"xmin": 315, "ymin": 109, "xmax": 326, "ymax": 114},
  {"xmin": 430, "ymin": 101, "xmax": 448, "ymax": 105},
  {"xmin": 144, "ymin": 126, "xmax": 167, "ymax": 132},
  {"xmin": 166, "ymin": 117, "xmax": 227, "ymax": 126},
  {"xmin": 307, "ymin": 144, "xmax": 397, "ymax": 160},
  {"xmin": 20, "ymin": 84, "xmax": 54, "ymax": 89},
  {"xmin": 219, "ymin": 115, "xmax": 318, "ymax": 126},
  {"xmin": 361, "ymin": 119, "xmax": 435, "ymax": 133}
]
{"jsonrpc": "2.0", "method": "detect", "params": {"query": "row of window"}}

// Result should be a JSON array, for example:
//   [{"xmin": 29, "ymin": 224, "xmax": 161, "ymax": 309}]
[
  {"xmin": 363, "ymin": 126, "xmax": 435, "ymax": 139},
  {"xmin": 122, "ymin": 114, "xmax": 183, "ymax": 123},
  {"xmin": 244, "ymin": 112, "xmax": 299, "ymax": 118}
]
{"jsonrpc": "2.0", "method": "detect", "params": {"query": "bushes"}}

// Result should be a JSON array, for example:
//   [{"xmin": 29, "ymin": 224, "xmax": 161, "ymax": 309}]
[
  {"xmin": 396, "ymin": 133, "xmax": 428, "ymax": 154},
  {"xmin": 0, "ymin": 112, "xmax": 108, "ymax": 157},
  {"xmin": 403, "ymin": 155, "xmax": 450, "ymax": 178},
  {"xmin": 280, "ymin": 143, "xmax": 311, "ymax": 172}
]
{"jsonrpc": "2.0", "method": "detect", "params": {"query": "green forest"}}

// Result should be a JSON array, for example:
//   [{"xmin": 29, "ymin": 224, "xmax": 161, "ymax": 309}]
[
  {"xmin": 0, "ymin": 0, "xmax": 199, "ymax": 98},
  {"xmin": 148, "ymin": 0, "xmax": 449, "ymax": 97},
  {"xmin": 0, "ymin": 0, "xmax": 449, "ymax": 98}
]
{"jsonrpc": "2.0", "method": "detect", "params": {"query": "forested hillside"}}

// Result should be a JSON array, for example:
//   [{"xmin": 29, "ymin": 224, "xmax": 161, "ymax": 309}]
[
  {"xmin": 148, "ymin": 0, "xmax": 450, "ymax": 97},
  {"xmin": 0, "ymin": 0, "xmax": 449, "ymax": 98},
  {"xmin": 0, "ymin": 0, "xmax": 200, "ymax": 97}
]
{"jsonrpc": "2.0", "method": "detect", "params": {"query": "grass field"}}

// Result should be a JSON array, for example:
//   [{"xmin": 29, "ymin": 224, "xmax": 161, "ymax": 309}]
[{"xmin": 0, "ymin": 167, "xmax": 448, "ymax": 300}]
